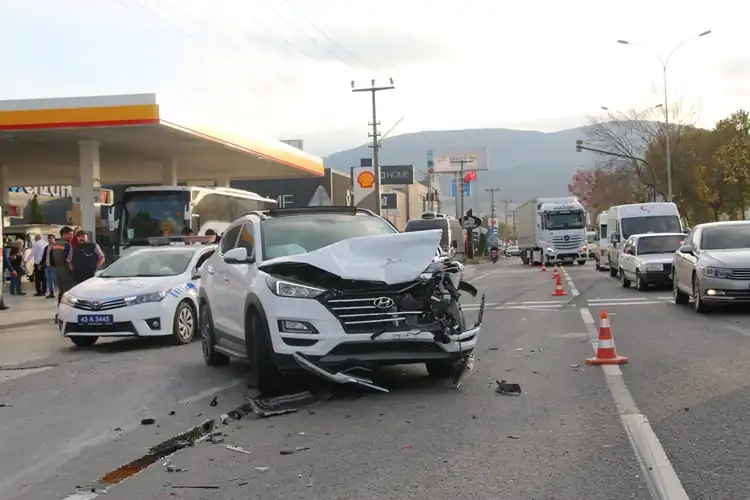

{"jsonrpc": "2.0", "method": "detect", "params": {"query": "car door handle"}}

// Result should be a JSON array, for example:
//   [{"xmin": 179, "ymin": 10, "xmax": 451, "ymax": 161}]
[{"xmin": 206, "ymin": 268, "xmax": 215, "ymax": 275}]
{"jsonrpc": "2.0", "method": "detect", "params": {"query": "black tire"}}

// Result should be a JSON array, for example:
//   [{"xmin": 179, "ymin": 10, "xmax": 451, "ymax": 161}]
[
  {"xmin": 200, "ymin": 302, "xmax": 230, "ymax": 366},
  {"xmin": 246, "ymin": 308, "xmax": 284, "ymax": 396},
  {"xmin": 620, "ymin": 269, "xmax": 631, "ymax": 288},
  {"xmin": 595, "ymin": 259, "xmax": 601, "ymax": 271},
  {"xmin": 692, "ymin": 274, "xmax": 709, "ymax": 313},
  {"xmin": 170, "ymin": 301, "xmax": 196, "ymax": 345},
  {"xmin": 673, "ymin": 273, "xmax": 689, "ymax": 305},
  {"xmin": 69, "ymin": 336, "xmax": 97, "ymax": 347},
  {"xmin": 635, "ymin": 271, "xmax": 648, "ymax": 291},
  {"xmin": 426, "ymin": 361, "xmax": 453, "ymax": 378},
  {"xmin": 577, "ymin": 260, "xmax": 586, "ymax": 266},
  {"xmin": 609, "ymin": 262, "xmax": 618, "ymax": 277}
]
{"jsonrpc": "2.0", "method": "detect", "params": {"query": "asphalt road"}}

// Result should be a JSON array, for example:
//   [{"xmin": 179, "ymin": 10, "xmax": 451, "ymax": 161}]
[{"xmin": 5, "ymin": 258, "xmax": 750, "ymax": 499}]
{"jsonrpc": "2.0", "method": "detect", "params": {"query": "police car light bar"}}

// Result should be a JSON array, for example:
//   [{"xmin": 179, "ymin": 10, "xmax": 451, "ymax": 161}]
[{"xmin": 148, "ymin": 235, "xmax": 216, "ymax": 246}]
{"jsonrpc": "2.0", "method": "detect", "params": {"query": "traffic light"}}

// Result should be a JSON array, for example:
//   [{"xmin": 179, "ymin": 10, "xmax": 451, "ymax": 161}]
[{"xmin": 575, "ymin": 140, "xmax": 583, "ymax": 153}]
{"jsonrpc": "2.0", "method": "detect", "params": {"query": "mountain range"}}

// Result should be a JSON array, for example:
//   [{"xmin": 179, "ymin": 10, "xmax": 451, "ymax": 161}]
[{"xmin": 322, "ymin": 126, "xmax": 598, "ymax": 216}]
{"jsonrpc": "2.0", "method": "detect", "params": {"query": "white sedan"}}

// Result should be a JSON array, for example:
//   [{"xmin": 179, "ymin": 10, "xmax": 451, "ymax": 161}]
[{"xmin": 58, "ymin": 244, "xmax": 217, "ymax": 347}]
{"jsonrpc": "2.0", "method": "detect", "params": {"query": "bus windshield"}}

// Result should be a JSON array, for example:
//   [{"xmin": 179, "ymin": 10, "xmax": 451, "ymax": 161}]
[{"xmin": 121, "ymin": 191, "xmax": 191, "ymax": 246}]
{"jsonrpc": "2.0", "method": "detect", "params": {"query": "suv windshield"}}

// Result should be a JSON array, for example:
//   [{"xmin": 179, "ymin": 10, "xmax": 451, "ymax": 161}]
[
  {"xmin": 404, "ymin": 219, "xmax": 449, "ymax": 247},
  {"xmin": 621, "ymin": 216, "xmax": 681, "ymax": 239},
  {"xmin": 637, "ymin": 235, "xmax": 683, "ymax": 255},
  {"xmin": 100, "ymin": 249, "xmax": 195, "ymax": 278},
  {"xmin": 261, "ymin": 213, "xmax": 398, "ymax": 260},
  {"xmin": 701, "ymin": 225, "xmax": 750, "ymax": 250}
]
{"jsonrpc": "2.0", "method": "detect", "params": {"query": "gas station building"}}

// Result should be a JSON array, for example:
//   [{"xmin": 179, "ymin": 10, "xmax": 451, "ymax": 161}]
[{"xmin": 0, "ymin": 93, "xmax": 324, "ymax": 239}]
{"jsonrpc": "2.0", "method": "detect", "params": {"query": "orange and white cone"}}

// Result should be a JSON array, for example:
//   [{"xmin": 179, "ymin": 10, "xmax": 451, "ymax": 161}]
[
  {"xmin": 541, "ymin": 263, "xmax": 547, "ymax": 272},
  {"xmin": 586, "ymin": 310, "xmax": 628, "ymax": 365},
  {"xmin": 552, "ymin": 274, "xmax": 566, "ymax": 296},
  {"xmin": 552, "ymin": 264, "xmax": 559, "ymax": 279}
]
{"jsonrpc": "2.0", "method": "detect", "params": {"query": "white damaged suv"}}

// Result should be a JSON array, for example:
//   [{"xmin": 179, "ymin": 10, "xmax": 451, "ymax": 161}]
[{"xmin": 198, "ymin": 207, "xmax": 484, "ymax": 394}]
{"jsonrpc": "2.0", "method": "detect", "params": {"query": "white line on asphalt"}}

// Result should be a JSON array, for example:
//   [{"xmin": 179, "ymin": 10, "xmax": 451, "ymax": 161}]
[
  {"xmin": 469, "ymin": 269, "xmax": 499, "ymax": 283},
  {"xmin": 178, "ymin": 379, "xmax": 244, "ymax": 405},
  {"xmin": 571, "ymin": 272, "xmax": 689, "ymax": 500},
  {"xmin": 561, "ymin": 268, "xmax": 579, "ymax": 296},
  {"xmin": 588, "ymin": 301, "xmax": 662, "ymax": 307},
  {"xmin": 496, "ymin": 304, "xmax": 563, "ymax": 310},
  {"xmin": 588, "ymin": 297, "xmax": 651, "ymax": 302}
]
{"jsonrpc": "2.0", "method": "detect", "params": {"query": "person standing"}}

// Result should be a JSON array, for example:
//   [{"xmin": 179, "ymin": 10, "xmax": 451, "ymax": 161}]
[
  {"xmin": 8, "ymin": 242, "xmax": 25, "ymax": 295},
  {"xmin": 41, "ymin": 233, "xmax": 58, "ymax": 299},
  {"xmin": 53, "ymin": 226, "xmax": 76, "ymax": 307},
  {"xmin": 68, "ymin": 230, "xmax": 105, "ymax": 284},
  {"xmin": 30, "ymin": 234, "xmax": 47, "ymax": 296},
  {"xmin": 0, "ymin": 246, "xmax": 13, "ymax": 310}
]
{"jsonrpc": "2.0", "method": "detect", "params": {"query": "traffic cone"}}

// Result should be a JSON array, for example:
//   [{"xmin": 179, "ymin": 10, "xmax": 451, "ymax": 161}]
[
  {"xmin": 541, "ymin": 263, "xmax": 547, "ymax": 272},
  {"xmin": 586, "ymin": 310, "xmax": 628, "ymax": 365},
  {"xmin": 552, "ymin": 274, "xmax": 566, "ymax": 296},
  {"xmin": 552, "ymin": 264, "xmax": 559, "ymax": 279}
]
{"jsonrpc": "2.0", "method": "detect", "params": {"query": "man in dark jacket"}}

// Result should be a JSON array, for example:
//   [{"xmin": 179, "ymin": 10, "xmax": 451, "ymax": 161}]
[
  {"xmin": 67, "ymin": 230, "xmax": 105, "ymax": 284},
  {"xmin": 53, "ymin": 226, "xmax": 76, "ymax": 306}
]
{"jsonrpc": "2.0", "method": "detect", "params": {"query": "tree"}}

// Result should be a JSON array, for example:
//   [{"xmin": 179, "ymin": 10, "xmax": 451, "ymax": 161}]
[
  {"xmin": 715, "ymin": 110, "xmax": 750, "ymax": 219},
  {"xmin": 29, "ymin": 194, "xmax": 44, "ymax": 224}
]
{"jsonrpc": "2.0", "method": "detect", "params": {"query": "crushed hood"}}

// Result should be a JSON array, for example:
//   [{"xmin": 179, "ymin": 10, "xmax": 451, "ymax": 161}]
[{"xmin": 259, "ymin": 229, "xmax": 443, "ymax": 285}]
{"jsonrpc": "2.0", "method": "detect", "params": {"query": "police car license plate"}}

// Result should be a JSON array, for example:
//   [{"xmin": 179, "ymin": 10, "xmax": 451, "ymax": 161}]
[{"xmin": 78, "ymin": 314, "xmax": 113, "ymax": 325}]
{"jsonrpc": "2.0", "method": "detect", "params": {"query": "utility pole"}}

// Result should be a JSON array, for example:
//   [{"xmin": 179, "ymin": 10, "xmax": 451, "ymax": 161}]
[
  {"xmin": 485, "ymin": 188, "xmax": 500, "ymax": 244},
  {"xmin": 510, "ymin": 210, "xmax": 517, "ymax": 240},
  {"xmin": 352, "ymin": 78, "xmax": 395, "ymax": 216},
  {"xmin": 450, "ymin": 157, "xmax": 473, "ymax": 221}
]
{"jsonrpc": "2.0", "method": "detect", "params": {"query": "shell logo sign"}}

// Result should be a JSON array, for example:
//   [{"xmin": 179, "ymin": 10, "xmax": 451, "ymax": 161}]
[{"xmin": 357, "ymin": 170, "xmax": 376, "ymax": 189}]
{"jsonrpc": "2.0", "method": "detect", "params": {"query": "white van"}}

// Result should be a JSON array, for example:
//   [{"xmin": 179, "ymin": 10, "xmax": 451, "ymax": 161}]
[
  {"xmin": 606, "ymin": 203, "xmax": 683, "ymax": 277},
  {"xmin": 593, "ymin": 211, "xmax": 609, "ymax": 271}
]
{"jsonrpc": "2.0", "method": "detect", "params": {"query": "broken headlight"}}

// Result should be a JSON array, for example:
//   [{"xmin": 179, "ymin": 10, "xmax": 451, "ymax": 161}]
[{"xmin": 265, "ymin": 276, "xmax": 326, "ymax": 299}]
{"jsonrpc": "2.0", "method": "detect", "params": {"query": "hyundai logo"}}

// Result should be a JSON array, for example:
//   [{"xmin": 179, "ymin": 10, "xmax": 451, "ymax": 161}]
[
  {"xmin": 373, "ymin": 297, "xmax": 395, "ymax": 309},
  {"xmin": 90, "ymin": 301, "xmax": 100, "ymax": 310}
]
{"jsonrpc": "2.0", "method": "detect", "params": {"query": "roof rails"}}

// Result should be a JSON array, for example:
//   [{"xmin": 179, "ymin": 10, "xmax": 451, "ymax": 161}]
[
  {"xmin": 147, "ymin": 235, "xmax": 216, "ymax": 246},
  {"xmin": 243, "ymin": 210, "xmax": 270, "ymax": 220},
  {"xmin": 265, "ymin": 206, "xmax": 362, "ymax": 217}
]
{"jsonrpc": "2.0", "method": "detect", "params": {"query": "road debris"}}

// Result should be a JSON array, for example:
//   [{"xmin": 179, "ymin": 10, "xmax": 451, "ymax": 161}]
[
  {"xmin": 255, "ymin": 467, "xmax": 270, "ymax": 472},
  {"xmin": 210, "ymin": 396, "xmax": 218, "ymax": 407},
  {"xmin": 246, "ymin": 391, "xmax": 319, "ymax": 418},
  {"xmin": 219, "ymin": 413, "xmax": 230, "ymax": 425},
  {"xmin": 166, "ymin": 465, "xmax": 188, "ymax": 472},
  {"xmin": 225, "ymin": 445, "xmax": 251, "ymax": 455},
  {"xmin": 507, "ymin": 435, "xmax": 520, "ymax": 440},
  {"xmin": 292, "ymin": 352, "xmax": 390, "ymax": 393},
  {"xmin": 196, "ymin": 431, "xmax": 224, "ymax": 444},
  {"xmin": 0, "ymin": 403, "xmax": 13, "ymax": 407},
  {"xmin": 168, "ymin": 410, "xmax": 176, "ymax": 416},
  {"xmin": 515, "ymin": 348, "xmax": 523, "ymax": 351},
  {"xmin": 280, "ymin": 446, "xmax": 311, "ymax": 455},
  {"xmin": 495, "ymin": 380, "xmax": 522, "ymax": 396},
  {"xmin": 140, "ymin": 418, "xmax": 156, "ymax": 425},
  {"xmin": 452, "ymin": 353, "xmax": 475, "ymax": 388},
  {"xmin": 570, "ymin": 364, "xmax": 580, "ymax": 368}
]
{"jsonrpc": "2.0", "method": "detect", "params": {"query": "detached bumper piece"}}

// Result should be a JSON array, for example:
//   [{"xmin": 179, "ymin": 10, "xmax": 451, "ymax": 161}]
[{"xmin": 293, "ymin": 352, "xmax": 390, "ymax": 393}]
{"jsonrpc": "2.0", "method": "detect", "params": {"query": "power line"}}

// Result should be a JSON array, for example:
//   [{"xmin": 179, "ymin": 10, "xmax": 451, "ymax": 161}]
[{"xmin": 278, "ymin": 0, "xmax": 376, "ymax": 72}]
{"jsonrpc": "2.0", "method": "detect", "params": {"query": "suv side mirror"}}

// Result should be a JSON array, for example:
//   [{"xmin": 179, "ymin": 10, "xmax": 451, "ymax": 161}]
[
  {"xmin": 678, "ymin": 244, "xmax": 693, "ymax": 254},
  {"xmin": 224, "ymin": 247, "xmax": 253, "ymax": 264}
]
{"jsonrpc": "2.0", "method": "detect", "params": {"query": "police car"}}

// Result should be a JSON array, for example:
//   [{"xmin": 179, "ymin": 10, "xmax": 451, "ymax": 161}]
[{"xmin": 58, "ymin": 236, "xmax": 216, "ymax": 347}]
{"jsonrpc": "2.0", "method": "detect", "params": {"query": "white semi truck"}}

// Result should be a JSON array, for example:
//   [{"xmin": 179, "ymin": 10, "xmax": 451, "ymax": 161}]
[{"xmin": 515, "ymin": 197, "xmax": 588, "ymax": 266}]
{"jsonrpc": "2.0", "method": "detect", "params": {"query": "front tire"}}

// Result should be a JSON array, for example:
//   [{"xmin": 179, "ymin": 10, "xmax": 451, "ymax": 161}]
[
  {"xmin": 692, "ymin": 274, "xmax": 709, "ymax": 313},
  {"xmin": 577, "ymin": 260, "xmax": 586, "ymax": 266},
  {"xmin": 635, "ymin": 271, "xmax": 648, "ymax": 291},
  {"xmin": 170, "ymin": 301, "xmax": 196, "ymax": 345},
  {"xmin": 620, "ymin": 269, "xmax": 631, "ymax": 288},
  {"xmin": 673, "ymin": 274, "xmax": 689, "ymax": 305},
  {"xmin": 246, "ymin": 309, "xmax": 284, "ymax": 396},
  {"xmin": 609, "ymin": 262, "xmax": 618, "ymax": 277},
  {"xmin": 200, "ymin": 302, "xmax": 230, "ymax": 366},
  {"xmin": 69, "ymin": 336, "xmax": 97, "ymax": 347}
]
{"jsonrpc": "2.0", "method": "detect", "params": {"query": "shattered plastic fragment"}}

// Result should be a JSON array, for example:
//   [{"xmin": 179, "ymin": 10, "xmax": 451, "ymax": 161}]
[
  {"xmin": 293, "ymin": 352, "xmax": 389, "ymax": 393},
  {"xmin": 209, "ymin": 396, "xmax": 218, "ymax": 407},
  {"xmin": 452, "ymin": 353, "xmax": 475, "ymax": 388},
  {"xmin": 225, "ymin": 445, "xmax": 251, "ymax": 455},
  {"xmin": 140, "ymin": 418, "xmax": 155, "ymax": 425},
  {"xmin": 255, "ymin": 467, "xmax": 270, "ymax": 472},
  {"xmin": 495, "ymin": 380, "xmax": 522, "ymax": 396},
  {"xmin": 245, "ymin": 391, "xmax": 316, "ymax": 418}
]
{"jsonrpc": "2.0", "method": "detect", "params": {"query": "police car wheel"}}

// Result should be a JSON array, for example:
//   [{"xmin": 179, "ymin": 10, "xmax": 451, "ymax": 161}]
[
  {"xmin": 69, "ymin": 336, "xmax": 98, "ymax": 347},
  {"xmin": 200, "ymin": 302, "xmax": 230, "ymax": 366},
  {"xmin": 170, "ymin": 301, "xmax": 196, "ymax": 345}
]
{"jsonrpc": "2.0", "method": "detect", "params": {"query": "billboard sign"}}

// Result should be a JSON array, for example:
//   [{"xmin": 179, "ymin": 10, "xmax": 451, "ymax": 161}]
[
  {"xmin": 380, "ymin": 192, "xmax": 398, "ymax": 209},
  {"xmin": 450, "ymin": 179, "xmax": 471, "ymax": 198},
  {"xmin": 427, "ymin": 147, "xmax": 489, "ymax": 174},
  {"xmin": 380, "ymin": 165, "xmax": 414, "ymax": 185},
  {"xmin": 351, "ymin": 166, "xmax": 376, "ymax": 205}
]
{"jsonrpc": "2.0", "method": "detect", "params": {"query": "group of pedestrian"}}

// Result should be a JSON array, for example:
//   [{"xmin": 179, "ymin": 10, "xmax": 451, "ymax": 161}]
[{"xmin": 0, "ymin": 226, "xmax": 105, "ymax": 312}]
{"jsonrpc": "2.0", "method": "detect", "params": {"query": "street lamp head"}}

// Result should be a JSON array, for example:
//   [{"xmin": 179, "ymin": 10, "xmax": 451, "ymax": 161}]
[
  {"xmin": 617, "ymin": 39, "xmax": 630, "ymax": 45},
  {"xmin": 654, "ymin": 103, "xmax": 663, "ymax": 109},
  {"xmin": 600, "ymin": 106, "xmax": 609, "ymax": 111},
  {"xmin": 699, "ymin": 30, "xmax": 712, "ymax": 37}
]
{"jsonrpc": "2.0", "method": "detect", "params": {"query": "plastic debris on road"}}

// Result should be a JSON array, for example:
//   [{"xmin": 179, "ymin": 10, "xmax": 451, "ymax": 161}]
[{"xmin": 495, "ymin": 380, "xmax": 522, "ymax": 395}]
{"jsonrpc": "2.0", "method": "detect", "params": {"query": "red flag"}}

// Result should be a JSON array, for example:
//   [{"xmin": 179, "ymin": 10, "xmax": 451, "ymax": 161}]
[{"xmin": 463, "ymin": 170, "xmax": 476, "ymax": 184}]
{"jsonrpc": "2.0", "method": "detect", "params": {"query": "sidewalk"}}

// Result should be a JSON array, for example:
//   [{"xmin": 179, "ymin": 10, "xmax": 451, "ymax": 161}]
[{"xmin": 0, "ymin": 292, "xmax": 57, "ymax": 331}]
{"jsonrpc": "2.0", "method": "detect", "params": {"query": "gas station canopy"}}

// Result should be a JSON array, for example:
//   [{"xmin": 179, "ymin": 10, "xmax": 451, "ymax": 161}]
[{"xmin": 0, "ymin": 93, "xmax": 324, "ymax": 185}]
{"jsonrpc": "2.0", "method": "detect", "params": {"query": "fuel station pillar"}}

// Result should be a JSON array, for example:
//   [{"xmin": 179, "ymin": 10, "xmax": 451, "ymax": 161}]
[
  {"xmin": 75, "ymin": 140, "xmax": 101, "ymax": 242},
  {"xmin": 162, "ymin": 158, "xmax": 178, "ymax": 185}
]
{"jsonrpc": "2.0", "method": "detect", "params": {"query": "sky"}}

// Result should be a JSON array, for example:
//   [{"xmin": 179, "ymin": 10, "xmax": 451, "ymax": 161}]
[{"xmin": 0, "ymin": 0, "xmax": 746, "ymax": 156}]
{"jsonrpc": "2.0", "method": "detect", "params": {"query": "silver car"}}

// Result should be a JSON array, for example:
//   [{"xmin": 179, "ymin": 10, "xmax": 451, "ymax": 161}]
[
  {"xmin": 673, "ymin": 221, "xmax": 750, "ymax": 312},
  {"xmin": 618, "ymin": 233, "xmax": 684, "ymax": 290}
]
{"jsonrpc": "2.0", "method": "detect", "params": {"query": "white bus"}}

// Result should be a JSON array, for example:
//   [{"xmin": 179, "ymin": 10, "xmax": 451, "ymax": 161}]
[{"xmin": 115, "ymin": 186, "xmax": 276, "ymax": 256}]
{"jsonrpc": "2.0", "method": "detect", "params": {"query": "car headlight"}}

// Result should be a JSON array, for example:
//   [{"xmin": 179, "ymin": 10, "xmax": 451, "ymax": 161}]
[
  {"xmin": 641, "ymin": 263, "xmax": 663, "ymax": 272},
  {"xmin": 60, "ymin": 293, "xmax": 77, "ymax": 307},
  {"xmin": 265, "ymin": 276, "xmax": 326, "ymax": 299},
  {"xmin": 701, "ymin": 266, "xmax": 731, "ymax": 278},
  {"xmin": 124, "ymin": 288, "xmax": 172, "ymax": 306}
]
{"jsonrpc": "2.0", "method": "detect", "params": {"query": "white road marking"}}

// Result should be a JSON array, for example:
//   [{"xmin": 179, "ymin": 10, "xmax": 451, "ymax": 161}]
[
  {"xmin": 177, "ymin": 379, "xmax": 244, "ymax": 405},
  {"xmin": 588, "ymin": 301, "xmax": 662, "ymax": 307},
  {"xmin": 568, "ymin": 272, "xmax": 689, "ymax": 500},
  {"xmin": 469, "ymin": 269, "xmax": 500, "ymax": 283},
  {"xmin": 499, "ymin": 306, "xmax": 564, "ymax": 312},
  {"xmin": 561, "ymin": 268, "xmax": 580, "ymax": 296},
  {"xmin": 588, "ymin": 297, "xmax": 651, "ymax": 302}
]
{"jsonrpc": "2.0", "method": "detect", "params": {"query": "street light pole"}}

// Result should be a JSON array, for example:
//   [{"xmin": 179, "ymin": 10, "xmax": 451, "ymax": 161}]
[{"xmin": 617, "ymin": 30, "xmax": 711, "ymax": 202}]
